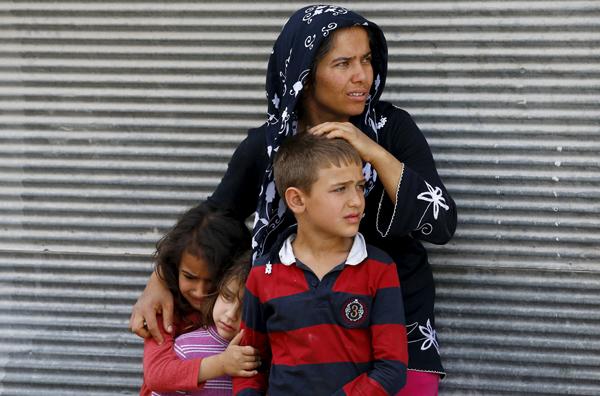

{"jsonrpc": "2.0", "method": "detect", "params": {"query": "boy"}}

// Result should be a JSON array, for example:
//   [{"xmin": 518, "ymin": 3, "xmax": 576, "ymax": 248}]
[{"xmin": 234, "ymin": 134, "xmax": 408, "ymax": 395}]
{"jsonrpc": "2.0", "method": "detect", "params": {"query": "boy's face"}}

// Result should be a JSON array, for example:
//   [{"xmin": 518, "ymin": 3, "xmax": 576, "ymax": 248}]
[{"xmin": 300, "ymin": 161, "xmax": 365, "ymax": 239}]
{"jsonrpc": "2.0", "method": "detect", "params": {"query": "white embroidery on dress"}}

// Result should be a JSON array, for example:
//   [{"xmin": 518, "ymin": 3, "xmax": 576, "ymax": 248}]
[
  {"xmin": 272, "ymin": 93, "xmax": 280, "ymax": 109},
  {"xmin": 407, "ymin": 319, "xmax": 440, "ymax": 355},
  {"xmin": 376, "ymin": 116, "xmax": 387, "ymax": 129},
  {"xmin": 303, "ymin": 5, "xmax": 348, "ymax": 24},
  {"xmin": 278, "ymin": 107, "xmax": 290, "ymax": 135},
  {"xmin": 289, "ymin": 69, "xmax": 310, "ymax": 97},
  {"xmin": 267, "ymin": 112, "xmax": 278, "ymax": 125},
  {"xmin": 277, "ymin": 48, "xmax": 293, "ymax": 99},
  {"xmin": 322, "ymin": 22, "xmax": 337, "ymax": 37},
  {"xmin": 362, "ymin": 163, "xmax": 378, "ymax": 195},
  {"xmin": 304, "ymin": 34, "xmax": 316, "ymax": 50},
  {"xmin": 374, "ymin": 74, "xmax": 381, "ymax": 92},
  {"xmin": 415, "ymin": 181, "xmax": 450, "ymax": 235}
]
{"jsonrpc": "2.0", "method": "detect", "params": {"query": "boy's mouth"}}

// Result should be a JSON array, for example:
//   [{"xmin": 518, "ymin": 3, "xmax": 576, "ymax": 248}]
[{"xmin": 344, "ymin": 213, "xmax": 362, "ymax": 223}]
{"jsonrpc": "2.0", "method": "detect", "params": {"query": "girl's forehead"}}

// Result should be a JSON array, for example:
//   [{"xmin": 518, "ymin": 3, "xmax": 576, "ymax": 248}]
[
  {"xmin": 223, "ymin": 276, "xmax": 243, "ymax": 291},
  {"xmin": 222, "ymin": 276, "xmax": 246, "ymax": 298},
  {"xmin": 180, "ymin": 251, "xmax": 211, "ymax": 275}
]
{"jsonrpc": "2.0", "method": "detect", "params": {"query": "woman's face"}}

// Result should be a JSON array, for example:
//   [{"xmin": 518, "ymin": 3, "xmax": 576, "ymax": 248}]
[{"xmin": 303, "ymin": 27, "xmax": 373, "ymax": 125}]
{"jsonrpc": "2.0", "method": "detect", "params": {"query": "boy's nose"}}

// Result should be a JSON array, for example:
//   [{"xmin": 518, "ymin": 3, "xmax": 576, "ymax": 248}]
[{"xmin": 349, "ymin": 190, "xmax": 363, "ymax": 207}]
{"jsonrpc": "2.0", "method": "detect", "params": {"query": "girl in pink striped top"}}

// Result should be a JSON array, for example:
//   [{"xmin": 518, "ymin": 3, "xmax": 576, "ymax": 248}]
[{"xmin": 154, "ymin": 258, "xmax": 251, "ymax": 396}]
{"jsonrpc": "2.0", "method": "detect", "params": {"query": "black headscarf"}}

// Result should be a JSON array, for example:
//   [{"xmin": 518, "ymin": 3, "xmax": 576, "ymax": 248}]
[{"xmin": 252, "ymin": 4, "xmax": 389, "ymax": 259}]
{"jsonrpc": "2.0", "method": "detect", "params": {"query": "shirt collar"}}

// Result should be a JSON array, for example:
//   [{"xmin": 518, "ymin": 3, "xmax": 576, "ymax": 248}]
[{"xmin": 278, "ymin": 233, "xmax": 367, "ymax": 266}]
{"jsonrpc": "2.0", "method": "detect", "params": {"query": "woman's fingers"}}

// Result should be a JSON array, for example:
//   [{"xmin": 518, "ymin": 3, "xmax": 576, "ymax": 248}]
[
  {"xmin": 308, "ymin": 122, "xmax": 354, "ymax": 137},
  {"xmin": 129, "ymin": 311, "xmax": 151, "ymax": 339},
  {"xmin": 141, "ymin": 314, "xmax": 162, "ymax": 343},
  {"xmin": 308, "ymin": 122, "xmax": 377, "ymax": 161}
]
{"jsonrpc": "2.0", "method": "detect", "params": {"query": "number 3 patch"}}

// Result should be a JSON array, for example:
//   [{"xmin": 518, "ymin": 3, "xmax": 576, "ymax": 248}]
[{"xmin": 342, "ymin": 297, "xmax": 368, "ymax": 326}]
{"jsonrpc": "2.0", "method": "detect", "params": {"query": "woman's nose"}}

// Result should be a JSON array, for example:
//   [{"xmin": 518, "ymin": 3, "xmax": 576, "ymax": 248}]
[{"xmin": 351, "ymin": 62, "xmax": 367, "ymax": 82}]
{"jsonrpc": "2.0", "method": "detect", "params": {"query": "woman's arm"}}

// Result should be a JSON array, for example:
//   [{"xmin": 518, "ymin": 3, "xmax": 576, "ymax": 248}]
[
  {"xmin": 130, "ymin": 128, "xmax": 267, "ymax": 342},
  {"xmin": 308, "ymin": 122, "xmax": 403, "ymax": 203},
  {"xmin": 309, "ymin": 113, "xmax": 456, "ymax": 244},
  {"xmin": 207, "ymin": 126, "xmax": 268, "ymax": 221},
  {"xmin": 130, "ymin": 270, "xmax": 174, "ymax": 343}
]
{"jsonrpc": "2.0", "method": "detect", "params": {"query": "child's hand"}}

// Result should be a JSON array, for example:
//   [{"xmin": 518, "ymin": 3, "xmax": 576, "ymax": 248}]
[{"xmin": 220, "ymin": 330, "xmax": 261, "ymax": 377}]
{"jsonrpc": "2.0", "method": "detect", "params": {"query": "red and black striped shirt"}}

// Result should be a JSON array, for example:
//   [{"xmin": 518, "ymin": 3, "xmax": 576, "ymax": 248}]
[{"xmin": 233, "ymin": 233, "xmax": 408, "ymax": 395}]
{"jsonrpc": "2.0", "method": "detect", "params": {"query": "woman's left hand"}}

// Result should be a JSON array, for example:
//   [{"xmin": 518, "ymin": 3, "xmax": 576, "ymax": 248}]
[{"xmin": 308, "ymin": 122, "xmax": 382, "ymax": 163}]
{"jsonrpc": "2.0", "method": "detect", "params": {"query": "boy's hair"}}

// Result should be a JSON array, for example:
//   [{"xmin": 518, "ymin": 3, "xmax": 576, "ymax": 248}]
[
  {"xmin": 273, "ymin": 133, "xmax": 362, "ymax": 198},
  {"xmin": 201, "ymin": 251, "xmax": 251, "ymax": 327},
  {"xmin": 154, "ymin": 202, "xmax": 251, "ymax": 318}
]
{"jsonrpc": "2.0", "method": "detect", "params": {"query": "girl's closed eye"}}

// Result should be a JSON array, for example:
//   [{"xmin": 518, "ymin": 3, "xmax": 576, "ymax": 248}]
[{"xmin": 212, "ymin": 275, "xmax": 247, "ymax": 341}]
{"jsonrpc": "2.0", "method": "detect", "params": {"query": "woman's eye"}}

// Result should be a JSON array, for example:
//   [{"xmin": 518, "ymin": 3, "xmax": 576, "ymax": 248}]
[
  {"xmin": 333, "ymin": 186, "xmax": 345, "ymax": 192},
  {"xmin": 357, "ymin": 184, "xmax": 366, "ymax": 191},
  {"xmin": 361, "ymin": 56, "xmax": 372, "ymax": 64}
]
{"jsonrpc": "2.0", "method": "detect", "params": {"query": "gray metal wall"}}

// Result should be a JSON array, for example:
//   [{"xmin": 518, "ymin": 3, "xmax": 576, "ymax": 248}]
[{"xmin": 1, "ymin": 1, "xmax": 598, "ymax": 395}]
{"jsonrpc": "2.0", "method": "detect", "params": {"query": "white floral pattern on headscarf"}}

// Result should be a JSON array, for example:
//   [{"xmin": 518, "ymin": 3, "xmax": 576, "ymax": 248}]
[{"xmin": 252, "ymin": 4, "xmax": 389, "ymax": 259}]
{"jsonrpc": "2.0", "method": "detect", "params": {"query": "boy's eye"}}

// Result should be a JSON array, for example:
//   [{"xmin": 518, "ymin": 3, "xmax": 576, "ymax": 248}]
[
  {"xmin": 357, "ymin": 183, "xmax": 366, "ymax": 191},
  {"xmin": 333, "ymin": 186, "xmax": 346, "ymax": 193}
]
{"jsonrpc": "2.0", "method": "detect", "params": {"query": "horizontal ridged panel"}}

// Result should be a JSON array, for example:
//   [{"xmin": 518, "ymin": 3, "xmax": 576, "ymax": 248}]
[
  {"xmin": 1, "ymin": 1, "xmax": 599, "ymax": 395},
  {"xmin": 433, "ymin": 265, "xmax": 600, "ymax": 395}
]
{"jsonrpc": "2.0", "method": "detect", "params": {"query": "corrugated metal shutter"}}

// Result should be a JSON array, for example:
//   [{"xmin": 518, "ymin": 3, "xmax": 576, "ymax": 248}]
[{"xmin": 0, "ymin": 1, "xmax": 598, "ymax": 395}]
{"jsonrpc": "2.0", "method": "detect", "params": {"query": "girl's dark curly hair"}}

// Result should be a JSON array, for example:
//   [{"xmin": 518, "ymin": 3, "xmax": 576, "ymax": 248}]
[{"xmin": 153, "ymin": 202, "xmax": 251, "ymax": 319}]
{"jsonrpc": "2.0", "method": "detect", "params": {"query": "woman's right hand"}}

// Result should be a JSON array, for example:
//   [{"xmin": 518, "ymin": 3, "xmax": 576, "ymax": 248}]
[
  {"xmin": 129, "ymin": 271, "xmax": 174, "ymax": 344},
  {"xmin": 220, "ymin": 330, "xmax": 260, "ymax": 377}
]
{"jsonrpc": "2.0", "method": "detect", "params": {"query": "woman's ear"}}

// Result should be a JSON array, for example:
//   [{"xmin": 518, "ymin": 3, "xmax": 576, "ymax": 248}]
[{"xmin": 284, "ymin": 187, "xmax": 306, "ymax": 214}]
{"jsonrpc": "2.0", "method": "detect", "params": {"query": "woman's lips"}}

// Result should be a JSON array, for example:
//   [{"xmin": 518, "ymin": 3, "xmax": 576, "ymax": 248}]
[{"xmin": 347, "ymin": 91, "xmax": 368, "ymax": 101}]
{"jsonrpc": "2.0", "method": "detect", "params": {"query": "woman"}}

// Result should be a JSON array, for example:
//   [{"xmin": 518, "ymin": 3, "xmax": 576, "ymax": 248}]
[{"xmin": 131, "ymin": 5, "xmax": 456, "ymax": 394}]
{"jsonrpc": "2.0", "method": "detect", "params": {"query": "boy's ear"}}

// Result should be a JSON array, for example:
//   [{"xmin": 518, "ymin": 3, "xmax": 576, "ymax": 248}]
[{"xmin": 284, "ymin": 187, "xmax": 306, "ymax": 214}]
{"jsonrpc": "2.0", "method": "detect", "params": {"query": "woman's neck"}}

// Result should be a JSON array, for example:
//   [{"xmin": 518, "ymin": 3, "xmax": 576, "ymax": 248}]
[{"xmin": 298, "ymin": 114, "xmax": 349, "ymax": 133}]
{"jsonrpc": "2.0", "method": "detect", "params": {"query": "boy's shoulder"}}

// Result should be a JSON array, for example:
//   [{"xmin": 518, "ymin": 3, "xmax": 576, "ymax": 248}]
[
  {"xmin": 252, "ymin": 250, "xmax": 273, "ymax": 268},
  {"xmin": 364, "ymin": 243, "xmax": 395, "ymax": 266}
]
